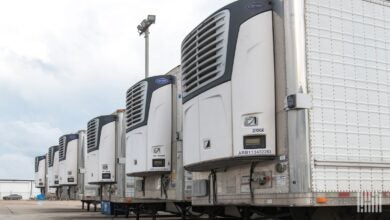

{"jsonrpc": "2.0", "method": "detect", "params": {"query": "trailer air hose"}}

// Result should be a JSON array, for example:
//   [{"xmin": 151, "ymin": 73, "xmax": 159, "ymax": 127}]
[
  {"xmin": 67, "ymin": 187, "xmax": 71, "ymax": 200},
  {"xmin": 160, "ymin": 174, "xmax": 169, "ymax": 199},
  {"xmin": 160, "ymin": 175, "xmax": 163, "ymax": 198},
  {"xmin": 142, "ymin": 177, "xmax": 146, "ymax": 197},
  {"xmin": 249, "ymin": 162, "xmax": 257, "ymax": 203},
  {"xmin": 213, "ymin": 170, "xmax": 217, "ymax": 204},
  {"xmin": 207, "ymin": 170, "xmax": 217, "ymax": 204}
]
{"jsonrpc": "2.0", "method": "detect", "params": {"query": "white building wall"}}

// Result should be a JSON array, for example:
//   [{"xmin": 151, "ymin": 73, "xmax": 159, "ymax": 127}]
[{"xmin": 0, "ymin": 180, "xmax": 40, "ymax": 200}]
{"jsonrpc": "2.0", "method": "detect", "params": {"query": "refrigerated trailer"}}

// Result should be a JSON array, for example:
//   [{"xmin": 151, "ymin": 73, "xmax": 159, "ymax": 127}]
[
  {"xmin": 182, "ymin": 0, "xmax": 390, "ymax": 218},
  {"xmin": 85, "ymin": 109, "xmax": 127, "ymax": 201},
  {"xmin": 34, "ymin": 155, "xmax": 46, "ymax": 192},
  {"xmin": 83, "ymin": 128, "xmax": 99, "ymax": 201},
  {"xmin": 58, "ymin": 130, "xmax": 86, "ymax": 200},
  {"xmin": 125, "ymin": 66, "xmax": 191, "ymax": 202},
  {"xmin": 47, "ymin": 145, "xmax": 60, "ymax": 197}
]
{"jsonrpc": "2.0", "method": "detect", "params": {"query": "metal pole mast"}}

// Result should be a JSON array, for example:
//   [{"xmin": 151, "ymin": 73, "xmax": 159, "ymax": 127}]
[
  {"xmin": 144, "ymin": 29, "xmax": 149, "ymax": 78},
  {"xmin": 137, "ymin": 15, "xmax": 155, "ymax": 79}
]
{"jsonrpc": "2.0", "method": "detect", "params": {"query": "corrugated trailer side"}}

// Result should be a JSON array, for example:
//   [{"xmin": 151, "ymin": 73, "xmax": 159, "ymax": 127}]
[
  {"xmin": 305, "ymin": 0, "xmax": 390, "ymax": 193},
  {"xmin": 185, "ymin": 0, "xmax": 390, "ymax": 218}
]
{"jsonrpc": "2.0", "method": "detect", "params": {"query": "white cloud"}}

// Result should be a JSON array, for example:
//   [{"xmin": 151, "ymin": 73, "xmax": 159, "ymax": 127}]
[
  {"xmin": 0, "ymin": 120, "xmax": 63, "ymax": 157},
  {"xmin": 0, "ymin": 0, "xmax": 235, "ymax": 179},
  {"xmin": 0, "ymin": 154, "xmax": 35, "ymax": 179},
  {"xmin": 0, "ymin": 120, "xmax": 62, "ymax": 179}
]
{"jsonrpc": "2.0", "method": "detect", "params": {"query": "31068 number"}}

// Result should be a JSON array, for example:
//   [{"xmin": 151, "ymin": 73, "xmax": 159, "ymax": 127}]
[{"xmin": 252, "ymin": 128, "xmax": 264, "ymax": 133}]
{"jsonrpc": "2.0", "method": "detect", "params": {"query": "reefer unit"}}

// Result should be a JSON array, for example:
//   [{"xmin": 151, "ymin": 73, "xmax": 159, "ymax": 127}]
[
  {"xmin": 126, "ymin": 75, "xmax": 175, "ymax": 176},
  {"xmin": 183, "ymin": 0, "xmax": 390, "ymax": 213},
  {"xmin": 85, "ymin": 110, "xmax": 127, "ymax": 201},
  {"xmin": 58, "ymin": 131, "xmax": 86, "ymax": 200},
  {"xmin": 59, "ymin": 133, "xmax": 80, "ymax": 186},
  {"xmin": 126, "ymin": 67, "xmax": 190, "ymax": 201},
  {"xmin": 181, "ymin": 0, "xmax": 275, "ymax": 171},
  {"xmin": 86, "ymin": 115, "xmax": 117, "ymax": 184},
  {"xmin": 47, "ymin": 145, "xmax": 60, "ymax": 188},
  {"xmin": 34, "ymin": 155, "xmax": 46, "ymax": 188}
]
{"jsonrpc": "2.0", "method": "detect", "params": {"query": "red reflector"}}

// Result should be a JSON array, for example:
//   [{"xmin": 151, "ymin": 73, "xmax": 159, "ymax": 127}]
[{"xmin": 338, "ymin": 192, "xmax": 350, "ymax": 197}]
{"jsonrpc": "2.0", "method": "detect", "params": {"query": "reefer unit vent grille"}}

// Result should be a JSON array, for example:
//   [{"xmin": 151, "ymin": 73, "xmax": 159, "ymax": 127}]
[
  {"xmin": 87, "ymin": 118, "xmax": 99, "ymax": 153},
  {"xmin": 34, "ymin": 157, "xmax": 39, "ymax": 172},
  {"xmin": 35, "ymin": 155, "xmax": 45, "ymax": 172},
  {"xmin": 126, "ymin": 81, "xmax": 147, "ymax": 129},
  {"xmin": 181, "ymin": 10, "xmax": 229, "ymax": 97},
  {"xmin": 48, "ymin": 147, "xmax": 53, "ymax": 167},
  {"xmin": 59, "ymin": 136, "xmax": 66, "ymax": 161}
]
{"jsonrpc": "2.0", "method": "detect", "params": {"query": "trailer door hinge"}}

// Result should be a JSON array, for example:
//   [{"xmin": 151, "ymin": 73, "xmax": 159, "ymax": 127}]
[
  {"xmin": 118, "ymin": 157, "xmax": 126, "ymax": 164},
  {"xmin": 176, "ymin": 131, "xmax": 183, "ymax": 141},
  {"xmin": 284, "ymin": 93, "xmax": 312, "ymax": 110}
]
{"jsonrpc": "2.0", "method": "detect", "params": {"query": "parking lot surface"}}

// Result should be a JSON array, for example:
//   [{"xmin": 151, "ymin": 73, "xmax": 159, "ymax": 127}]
[{"xmin": 0, "ymin": 200, "xmax": 182, "ymax": 220}]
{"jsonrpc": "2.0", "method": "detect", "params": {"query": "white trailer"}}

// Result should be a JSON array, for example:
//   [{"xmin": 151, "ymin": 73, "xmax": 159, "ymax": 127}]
[
  {"xmin": 85, "ymin": 109, "xmax": 127, "ymax": 201},
  {"xmin": 125, "ymin": 66, "xmax": 191, "ymax": 202},
  {"xmin": 47, "ymin": 145, "xmax": 60, "ymax": 198},
  {"xmin": 34, "ymin": 155, "xmax": 46, "ymax": 191},
  {"xmin": 59, "ymin": 133, "xmax": 79, "ymax": 187},
  {"xmin": 86, "ymin": 114, "xmax": 117, "ymax": 184},
  {"xmin": 181, "ymin": 0, "xmax": 390, "ymax": 218},
  {"xmin": 58, "ymin": 130, "xmax": 86, "ymax": 200}
]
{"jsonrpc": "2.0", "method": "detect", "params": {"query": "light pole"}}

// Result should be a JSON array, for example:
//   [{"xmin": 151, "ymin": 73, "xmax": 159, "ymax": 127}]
[{"xmin": 137, "ymin": 15, "xmax": 156, "ymax": 79}]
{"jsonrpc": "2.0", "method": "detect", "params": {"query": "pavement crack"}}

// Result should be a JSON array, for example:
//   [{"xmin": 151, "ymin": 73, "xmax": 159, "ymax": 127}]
[{"xmin": 6, "ymin": 207, "xmax": 14, "ymax": 215}]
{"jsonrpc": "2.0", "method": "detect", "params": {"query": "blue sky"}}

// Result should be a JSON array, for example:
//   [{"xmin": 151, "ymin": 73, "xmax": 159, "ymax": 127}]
[{"xmin": 0, "ymin": 0, "xmax": 235, "ymax": 179}]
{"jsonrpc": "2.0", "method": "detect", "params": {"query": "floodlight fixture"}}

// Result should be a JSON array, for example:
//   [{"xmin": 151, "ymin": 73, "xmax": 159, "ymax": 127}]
[{"xmin": 137, "ymin": 15, "xmax": 156, "ymax": 78}]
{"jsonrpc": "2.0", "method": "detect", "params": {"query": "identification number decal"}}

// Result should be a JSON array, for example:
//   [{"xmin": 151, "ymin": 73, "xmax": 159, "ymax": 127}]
[
  {"xmin": 238, "ymin": 149, "xmax": 272, "ymax": 156},
  {"xmin": 252, "ymin": 128, "xmax": 264, "ymax": 133}
]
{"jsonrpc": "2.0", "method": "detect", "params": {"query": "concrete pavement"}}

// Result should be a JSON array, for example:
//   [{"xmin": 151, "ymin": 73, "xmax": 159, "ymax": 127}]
[{"xmin": 0, "ymin": 200, "xmax": 128, "ymax": 219}]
